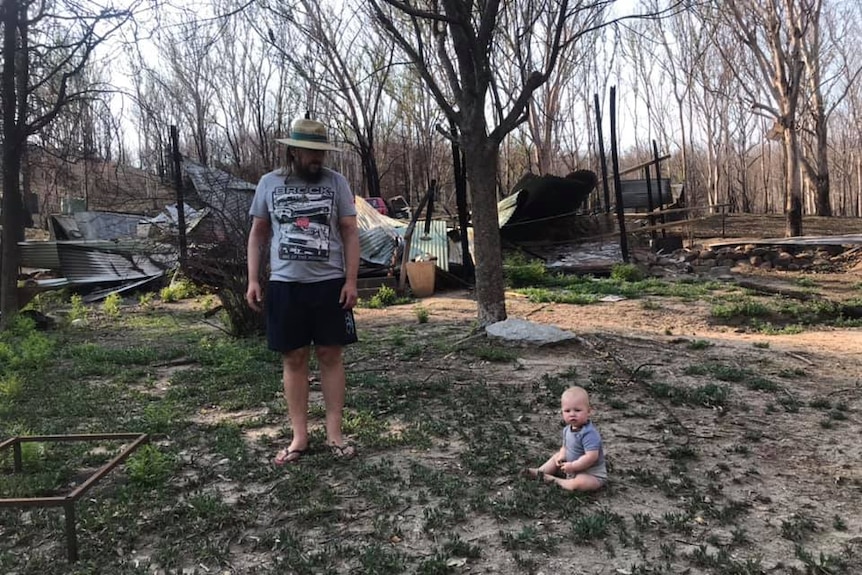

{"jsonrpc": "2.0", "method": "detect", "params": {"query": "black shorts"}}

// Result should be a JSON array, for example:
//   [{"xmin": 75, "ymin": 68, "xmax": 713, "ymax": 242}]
[{"xmin": 266, "ymin": 278, "xmax": 358, "ymax": 353}]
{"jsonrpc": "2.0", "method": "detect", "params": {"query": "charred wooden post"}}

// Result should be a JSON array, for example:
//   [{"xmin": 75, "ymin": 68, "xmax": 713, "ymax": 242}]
[
  {"xmin": 609, "ymin": 87, "xmax": 629, "ymax": 263},
  {"xmin": 652, "ymin": 140, "xmax": 666, "ymax": 238},
  {"xmin": 594, "ymin": 93, "xmax": 611, "ymax": 214}
]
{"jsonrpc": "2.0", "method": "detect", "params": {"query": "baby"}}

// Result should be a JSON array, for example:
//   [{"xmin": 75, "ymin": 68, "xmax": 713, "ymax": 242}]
[{"xmin": 525, "ymin": 386, "xmax": 607, "ymax": 491}]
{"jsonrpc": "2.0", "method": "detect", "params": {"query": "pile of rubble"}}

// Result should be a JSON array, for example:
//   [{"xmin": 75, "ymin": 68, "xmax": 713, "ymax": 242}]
[{"xmin": 646, "ymin": 243, "xmax": 862, "ymax": 277}]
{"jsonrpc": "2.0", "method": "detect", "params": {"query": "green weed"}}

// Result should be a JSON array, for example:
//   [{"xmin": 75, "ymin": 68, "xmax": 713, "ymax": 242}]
[
  {"xmin": 69, "ymin": 293, "xmax": 89, "ymax": 321},
  {"xmin": 611, "ymin": 263, "xmax": 644, "ymax": 282},
  {"xmin": 160, "ymin": 277, "xmax": 199, "ymax": 302},
  {"xmin": 503, "ymin": 254, "xmax": 547, "ymax": 287},
  {"xmin": 125, "ymin": 444, "xmax": 174, "ymax": 488},
  {"xmin": 415, "ymin": 305, "xmax": 430, "ymax": 323},
  {"xmin": 780, "ymin": 513, "xmax": 817, "ymax": 543},
  {"xmin": 101, "ymin": 292, "xmax": 122, "ymax": 318}
]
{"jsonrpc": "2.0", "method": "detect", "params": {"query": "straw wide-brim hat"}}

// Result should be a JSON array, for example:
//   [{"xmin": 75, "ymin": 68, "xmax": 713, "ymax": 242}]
[{"xmin": 276, "ymin": 118, "xmax": 341, "ymax": 151}]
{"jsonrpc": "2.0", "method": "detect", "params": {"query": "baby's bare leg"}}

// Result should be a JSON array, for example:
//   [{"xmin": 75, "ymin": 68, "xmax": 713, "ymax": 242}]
[
  {"xmin": 538, "ymin": 454, "xmax": 562, "ymax": 475},
  {"xmin": 550, "ymin": 473, "xmax": 604, "ymax": 492},
  {"xmin": 526, "ymin": 454, "xmax": 564, "ymax": 478}
]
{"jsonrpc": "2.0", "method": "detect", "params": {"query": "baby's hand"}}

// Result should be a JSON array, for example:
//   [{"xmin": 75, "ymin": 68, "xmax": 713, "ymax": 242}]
[{"xmin": 556, "ymin": 459, "xmax": 566, "ymax": 471}]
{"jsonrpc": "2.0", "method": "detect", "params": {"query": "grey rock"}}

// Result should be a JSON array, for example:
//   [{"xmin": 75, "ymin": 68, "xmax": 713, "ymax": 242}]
[{"xmin": 485, "ymin": 318, "xmax": 578, "ymax": 346}]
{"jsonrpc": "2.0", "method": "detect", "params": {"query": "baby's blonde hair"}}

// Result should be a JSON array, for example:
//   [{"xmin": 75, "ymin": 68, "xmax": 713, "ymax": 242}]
[{"xmin": 561, "ymin": 385, "xmax": 590, "ymax": 405}]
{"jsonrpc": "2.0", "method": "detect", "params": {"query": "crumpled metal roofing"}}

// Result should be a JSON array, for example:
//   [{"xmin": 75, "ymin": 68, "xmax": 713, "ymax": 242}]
[
  {"xmin": 183, "ymin": 159, "xmax": 256, "ymax": 194},
  {"xmin": 19, "ymin": 240, "xmax": 174, "ymax": 285},
  {"xmin": 51, "ymin": 211, "xmax": 145, "ymax": 241},
  {"xmin": 355, "ymin": 196, "xmax": 402, "ymax": 267}
]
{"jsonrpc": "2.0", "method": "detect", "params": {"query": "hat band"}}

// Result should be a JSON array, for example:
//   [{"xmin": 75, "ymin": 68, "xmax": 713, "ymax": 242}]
[{"xmin": 290, "ymin": 131, "xmax": 330, "ymax": 144}]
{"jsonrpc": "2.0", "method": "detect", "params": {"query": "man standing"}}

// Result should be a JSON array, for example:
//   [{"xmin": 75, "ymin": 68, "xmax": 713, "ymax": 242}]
[{"xmin": 246, "ymin": 117, "xmax": 359, "ymax": 465}]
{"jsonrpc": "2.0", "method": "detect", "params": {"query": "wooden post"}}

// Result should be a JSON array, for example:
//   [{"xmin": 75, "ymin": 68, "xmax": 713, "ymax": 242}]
[
  {"xmin": 652, "ymin": 140, "xmax": 666, "ymax": 238},
  {"xmin": 594, "ymin": 93, "xmax": 611, "ymax": 214},
  {"xmin": 170, "ymin": 126, "xmax": 188, "ymax": 270},
  {"xmin": 398, "ymin": 180, "xmax": 436, "ymax": 294},
  {"xmin": 609, "ymin": 87, "xmax": 629, "ymax": 263}
]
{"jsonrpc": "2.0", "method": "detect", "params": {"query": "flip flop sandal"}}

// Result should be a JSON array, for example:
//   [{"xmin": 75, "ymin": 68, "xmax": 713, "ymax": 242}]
[
  {"xmin": 328, "ymin": 444, "xmax": 357, "ymax": 459},
  {"xmin": 274, "ymin": 448, "xmax": 306, "ymax": 466}
]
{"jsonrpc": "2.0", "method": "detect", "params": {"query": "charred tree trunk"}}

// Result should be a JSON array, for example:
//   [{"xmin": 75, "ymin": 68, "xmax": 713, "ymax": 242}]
[{"xmin": 1, "ymin": 0, "xmax": 23, "ymax": 328}]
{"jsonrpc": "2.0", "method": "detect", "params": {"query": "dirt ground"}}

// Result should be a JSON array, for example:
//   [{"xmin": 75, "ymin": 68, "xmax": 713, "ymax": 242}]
[{"xmin": 351, "ymin": 259, "xmax": 862, "ymax": 573}]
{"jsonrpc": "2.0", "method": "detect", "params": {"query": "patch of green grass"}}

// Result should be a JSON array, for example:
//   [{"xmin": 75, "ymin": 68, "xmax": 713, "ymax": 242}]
[
  {"xmin": 648, "ymin": 381, "xmax": 730, "ymax": 408},
  {"xmin": 364, "ymin": 285, "xmax": 410, "ymax": 308},
  {"xmin": 778, "ymin": 367, "xmax": 807, "ymax": 378},
  {"xmin": 794, "ymin": 545, "xmax": 852, "ymax": 575},
  {"xmin": 684, "ymin": 362, "xmax": 778, "ymax": 392},
  {"xmin": 794, "ymin": 277, "xmax": 819, "ymax": 288},
  {"xmin": 518, "ymin": 287, "xmax": 599, "ymax": 305},
  {"xmin": 687, "ymin": 339, "xmax": 713, "ymax": 350},
  {"xmin": 125, "ymin": 444, "xmax": 174, "ymax": 488},
  {"xmin": 751, "ymin": 320, "xmax": 805, "ymax": 335},
  {"xmin": 711, "ymin": 299, "xmax": 772, "ymax": 319},
  {"xmin": 500, "ymin": 525, "xmax": 559, "ymax": 552},
  {"xmin": 781, "ymin": 513, "xmax": 817, "ymax": 543},
  {"xmin": 160, "ymin": 277, "xmax": 200, "ymax": 302},
  {"xmin": 469, "ymin": 345, "xmax": 518, "ymax": 362},
  {"xmin": 572, "ymin": 509, "xmax": 620, "ymax": 541},
  {"xmin": 611, "ymin": 263, "xmax": 644, "ymax": 282},
  {"xmin": 809, "ymin": 396, "xmax": 832, "ymax": 410},
  {"xmin": 504, "ymin": 254, "xmax": 548, "ymax": 287}
]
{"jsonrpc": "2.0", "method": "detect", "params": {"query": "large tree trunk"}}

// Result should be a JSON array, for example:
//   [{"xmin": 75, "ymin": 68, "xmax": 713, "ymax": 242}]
[
  {"xmin": 809, "ymin": 120, "xmax": 832, "ymax": 216},
  {"xmin": 783, "ymin": 128, "xmax": 803, "ymax": 237},
  {"xmin": 1, "ymin": 0, "xmax": 22, "ymax": 328},
  {"xmin": 463, "ymin": 133, "xmax": 506, "ymax": 326}
]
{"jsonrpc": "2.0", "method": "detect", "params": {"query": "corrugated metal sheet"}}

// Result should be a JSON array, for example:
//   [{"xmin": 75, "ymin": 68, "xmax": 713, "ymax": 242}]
[
  {"xmin": 52, "ymin": 211, "xmax": 143, "ymax": 241},
  {"xmin": 183, "ymin": 160, "xmax": 256, "ymax": 194},
  {"xmin": 356, "ymin": 196, "xmax": 401, "ymax": 267},
  {"xmin": 395, "ymin": 220, "xmax": 449, "ymax": 272},
  {"xmin": 498, "ymin": 193, "xmax": 520, "ymax": 228},
  {"xmin": 19, "ymin": 240, "xmax": 175, "ymax": 285}
]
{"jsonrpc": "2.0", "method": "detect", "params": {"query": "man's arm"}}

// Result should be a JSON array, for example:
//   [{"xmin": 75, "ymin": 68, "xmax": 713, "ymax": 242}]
[
  {"xmin": 246, "ymin": 216, "xmax": 271, "ymax": 312},
  {"xmin": 338, "ymin": 215, "xmax": 359, "ymax": 309}
]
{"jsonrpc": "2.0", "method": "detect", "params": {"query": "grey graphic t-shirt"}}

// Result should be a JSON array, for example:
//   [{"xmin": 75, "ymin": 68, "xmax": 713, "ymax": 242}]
[{"xmin": 250, "ymin": 167, "xmax": 356, "ymax": 283}]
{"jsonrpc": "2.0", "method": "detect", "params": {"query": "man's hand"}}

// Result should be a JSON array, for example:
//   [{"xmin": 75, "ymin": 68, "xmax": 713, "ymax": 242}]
[
  {"xmin": 246, "ymin": 281, "xmax": 263, "ymax": 312},
  {"xmin": 340, "ymin": 280, "xmax": 358, "ymax": 310}
]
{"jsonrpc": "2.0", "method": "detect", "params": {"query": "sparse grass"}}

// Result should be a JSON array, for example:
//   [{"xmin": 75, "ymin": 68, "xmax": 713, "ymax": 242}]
[
  {"xmin": 0, "ymin": 291, "xmax": 857, "ymax": 574},
  {"xmin": 468, "ymin": 345, "xmax": 518, "ymax": 362},
  {"xmin": 687, "ymin": 339, "xmax": 713, "ymax": 350}
]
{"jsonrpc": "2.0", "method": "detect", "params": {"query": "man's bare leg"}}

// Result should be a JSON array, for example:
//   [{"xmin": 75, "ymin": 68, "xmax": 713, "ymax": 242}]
[
  {"xmin": 316, "ymin": 345, "xmax": 348, "ymax": 449},
  {"xmin": 282, "ymin": 347, "xmax": 311, "ymax": 456}
]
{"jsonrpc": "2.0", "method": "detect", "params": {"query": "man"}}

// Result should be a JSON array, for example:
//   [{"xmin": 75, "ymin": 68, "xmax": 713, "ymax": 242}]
[{"xmin": 246, "ymin": 117, "xmax": 359, "ymax": 465}]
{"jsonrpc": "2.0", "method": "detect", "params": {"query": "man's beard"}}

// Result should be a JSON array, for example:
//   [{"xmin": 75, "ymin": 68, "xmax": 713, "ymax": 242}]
[{"xmin": 293, "ymin": 160, "xmax": 324, "ymax": 183}]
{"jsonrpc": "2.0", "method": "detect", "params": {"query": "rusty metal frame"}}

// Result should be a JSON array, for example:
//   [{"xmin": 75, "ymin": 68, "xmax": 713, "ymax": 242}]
[{"xmin": 0, "ymin": 432, "xmax": 149, "ymax": 562}]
